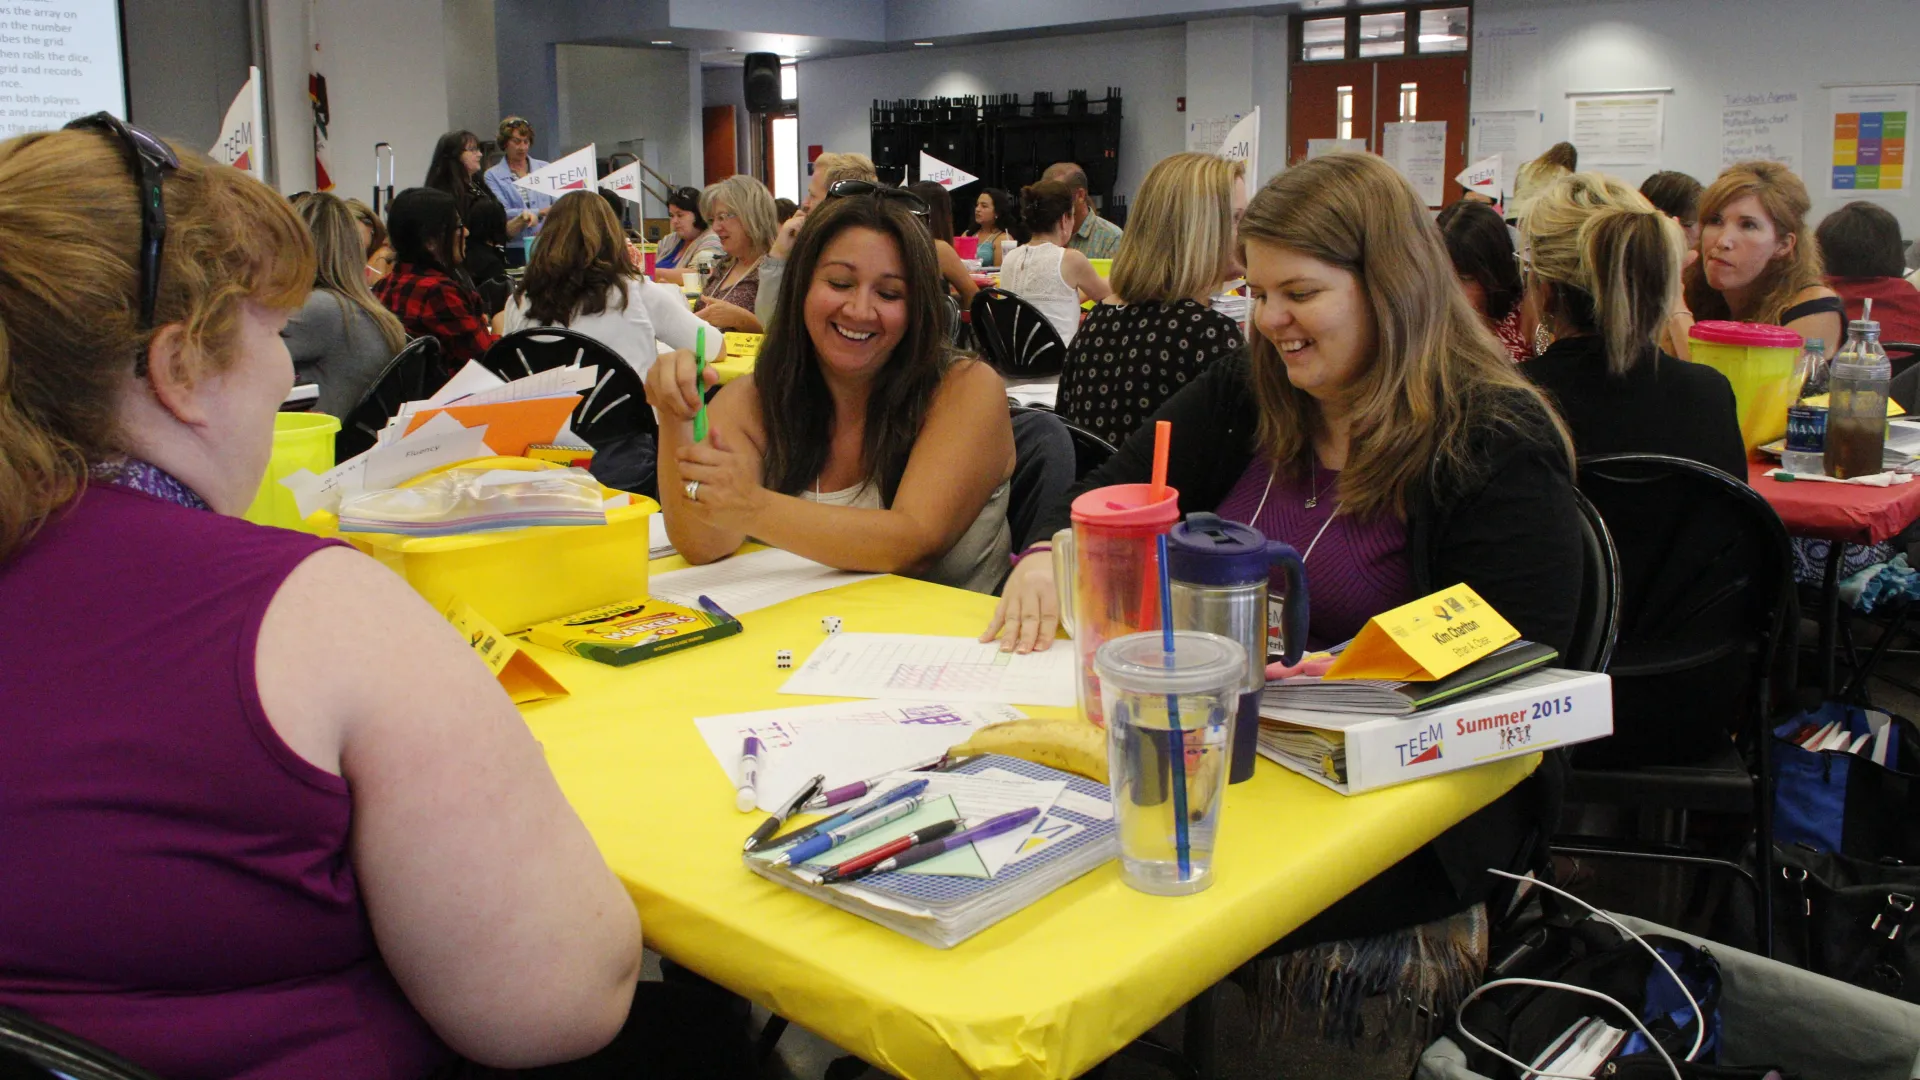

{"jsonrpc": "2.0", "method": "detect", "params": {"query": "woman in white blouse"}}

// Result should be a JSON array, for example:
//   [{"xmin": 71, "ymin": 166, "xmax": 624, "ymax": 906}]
[
  {"xmin": 998, "ymin": 179, "xmax": 1110, "ymax": 345},
  {"xmin": 501, "ymin": 191, "xmax": 722, "ymax": 381}
]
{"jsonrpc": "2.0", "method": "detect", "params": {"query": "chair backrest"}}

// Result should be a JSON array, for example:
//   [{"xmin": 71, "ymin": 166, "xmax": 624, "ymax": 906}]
[
  {"xmin": 1061, "ymin": 417, "xmax": 1117, "ymax": 480},
  {"xmin": 970, "ymin": 287, "xmax": 1068, "ymax": 378},
  {"xmin": 336, "ymin": 335, "xmax": 443, "ymax": 461},
  {"xmin": 944, "ymin": 293, "xmax": 964, "ymax": 346},
  {"xmin": 1008, "ymin": 406, "xmax": 1076, "ymax": 552},
  {"xmin": 479, "ymin": 327, "xmax": 655, "ymax": 448},
  {"xmin": 0, "ymin": 1006, "xmax": 162, "ymax": 1080},
  {"xmin": 1564, "ymin": 486, "xmax": 1621, "ymax": 674},
  {"xmin": 1576, "ymin": 453, "xmax": 1795, "ymax": 764}
]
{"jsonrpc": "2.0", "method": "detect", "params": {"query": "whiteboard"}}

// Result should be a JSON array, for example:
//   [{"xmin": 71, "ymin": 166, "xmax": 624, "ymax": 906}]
[{"xmin": 0, "ymin": 0, "xmax": 127, "ymax": 136}]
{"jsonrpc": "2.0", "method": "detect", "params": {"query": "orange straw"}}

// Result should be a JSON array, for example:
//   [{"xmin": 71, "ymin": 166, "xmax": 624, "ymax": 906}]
[{"xmin": 1150, "ymin": 420, "xmax": 1171, "ymax": 503}]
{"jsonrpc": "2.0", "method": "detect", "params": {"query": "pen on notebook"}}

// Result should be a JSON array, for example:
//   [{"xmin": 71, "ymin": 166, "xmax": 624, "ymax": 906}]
[
  {"xmin": 769, "ymin": 778, "xmax": 930, "ymax": 850},
  {"xmin": 834, "ymin": 807, "xmax": 1041, "ymax": 883},
  {"xmin": 735, "ymin": 736, "xmax": 762, "ymax": 813},
  {"xmin": 803, "ymin": 754, "xmax": 955, "ymax": 810},
  {"xmin": 817, "ymin": 817, "xmax": 964, "ymax": 884},
  {"xmin": 743, "ymin": 773, "xmax": 824, "ymax": 853},
  {"xmin": 697, "ymin": 594, "xmax": 736, "ymax": 624},
  {"xmin": 769, "ymin": 797, "xmax": 922, "ymax": 867}
]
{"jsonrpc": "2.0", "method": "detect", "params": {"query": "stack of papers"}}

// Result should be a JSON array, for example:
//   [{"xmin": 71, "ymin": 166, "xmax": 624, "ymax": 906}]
[
  {"xmin": 1257, "ymin": 724, "xmax": 1347, "ymax": 784},
  {"xmin": 745, "ymin": 755, "xmax": 1118, "ymax": 948},
  {"xmin": 280, "ymin": 360, "xmax": 586, "ymax": 520},
  {"xmin": 1261, "ymin": 640, "xmax": 1557, "ymax": 717},
  {"xmin": 650, "ymin": 547, "xmax": 881, "ymax": 615},
  {"xmin": 1782, "ymin": 708, "xmax": 1901, "ymax": 765},
  {"xmin": 779, "ymin": 633, "xmax": 1078, "ymax": 708}
]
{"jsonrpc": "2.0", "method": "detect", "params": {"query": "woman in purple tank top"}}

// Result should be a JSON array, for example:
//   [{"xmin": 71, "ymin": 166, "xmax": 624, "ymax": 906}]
[
  {"xmin": 0, "ymin": 125, "xmax": 703, "ymax": 1078},
  {"xmin": 981, "ymin": 154, "xmax": 1588, "ymax": 1057}
]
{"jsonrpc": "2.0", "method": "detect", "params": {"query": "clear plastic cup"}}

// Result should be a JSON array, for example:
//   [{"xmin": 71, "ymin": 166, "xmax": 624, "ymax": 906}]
[{"xmin": 1094, "ymin": 630, "xmax": 1245, "ymax": 896}]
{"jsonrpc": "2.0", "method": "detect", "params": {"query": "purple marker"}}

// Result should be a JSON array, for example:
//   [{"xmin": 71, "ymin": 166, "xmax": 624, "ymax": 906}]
[
  {"xmin": 735, "ymin": 737, "xmax": 763, "ymax": 812},
  {"xmin": 835, "ymin": 807, "xmax": 1041, "ymax": 882}
]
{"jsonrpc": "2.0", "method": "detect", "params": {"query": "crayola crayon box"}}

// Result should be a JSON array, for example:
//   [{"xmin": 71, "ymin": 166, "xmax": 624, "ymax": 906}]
[{"xmin": 524, "ymin": 596, "xmax": 740, "ymax": 667}]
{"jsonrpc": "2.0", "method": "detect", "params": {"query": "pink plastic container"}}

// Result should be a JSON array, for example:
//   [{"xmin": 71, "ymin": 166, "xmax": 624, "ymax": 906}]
[
  {"xmin": 1054, "ymin": 484, "xmax": 1181, "ymax": 727},
  {"xmin": 954, "ymin": 235, "xmax": 980, "ymax": 260}
]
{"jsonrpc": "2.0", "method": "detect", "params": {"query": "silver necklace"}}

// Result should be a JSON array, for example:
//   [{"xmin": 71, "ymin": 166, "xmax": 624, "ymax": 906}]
[
  {"xmin": 1306, "ymin": 458, "xmax": 1323, "ymax": 509},
  {"xmin": 1250, "ymin": 460, "xmax": 1340, "ymax": 565}
]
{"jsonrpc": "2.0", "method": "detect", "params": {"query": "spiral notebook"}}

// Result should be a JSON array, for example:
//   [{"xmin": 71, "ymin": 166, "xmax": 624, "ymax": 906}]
[{"xmin": 744, "ymin": 754, "xmax": 1118, "ymax": 948}]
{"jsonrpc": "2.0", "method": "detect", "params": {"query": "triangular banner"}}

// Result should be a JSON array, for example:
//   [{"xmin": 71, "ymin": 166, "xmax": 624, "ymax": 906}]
[
  {"xmin": 210, "ymin": 66, "xmax": 264, "ymax": 180},
  {"xmin": 1219, "ymin": 107, "xmax": 1259, "ymax": 186},
  {"xmin": 1456, "ymin": 155, "xmax": 1502, "ymax": 199},
  {"xmin": 599, "ymin": 160, "xmax": 644, "ymax": 205},
  {"xmin": 515, "ymin": 143, "xmax": 598, "ymax": 197},
  {"xmin": 918, "ymin": 150, "xmax": 978, "ymax": 190}
]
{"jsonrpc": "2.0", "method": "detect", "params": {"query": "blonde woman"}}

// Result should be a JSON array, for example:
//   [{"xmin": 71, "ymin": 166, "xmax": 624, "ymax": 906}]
[
  {"xmin": 984, "ymin": 152, "xmax": 1579, "ymax": 1011},
  {"xmin": 1681, "ymin": 161, "xmax": 1843, "ymax": 359},
  {"xmin": 285, "ymin": 192, "xmax": 410, "ymax": 417},
  {"xmin": 696, "ymin": 174, "xmax": 778, "ymax": 333},
  {"xmin": 1509, "ymin": 141, "xmax": 1577, "ymax": 223},
  {"xmin": 1056, "ymin": 152, "xmax": 1248, "ymax": 444},
  {"xmin": 1519, "ymin": 174, "xmax": 1746, "ymax": 479}
]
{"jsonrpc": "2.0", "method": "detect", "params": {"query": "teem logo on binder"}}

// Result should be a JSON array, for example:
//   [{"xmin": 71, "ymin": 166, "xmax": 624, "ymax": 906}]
[{"xmin": 1396, "ymin": 723, "xmax": 1445, "ymax": 767}]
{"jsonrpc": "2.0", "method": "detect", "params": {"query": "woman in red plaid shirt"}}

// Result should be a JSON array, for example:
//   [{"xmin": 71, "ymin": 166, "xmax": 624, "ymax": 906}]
[{"xmin": 374, "ymin": 187, "xmax": 496, "ymax": 379}]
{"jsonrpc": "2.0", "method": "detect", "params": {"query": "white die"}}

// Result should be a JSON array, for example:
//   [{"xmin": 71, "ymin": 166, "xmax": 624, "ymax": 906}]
[
  {"xmin": 775, "ymin": 649, "xmax": 793, "ymax": 669},
  {"xmin": 822, "ymin": 616, "xmax": 842, "ymax": 634}
]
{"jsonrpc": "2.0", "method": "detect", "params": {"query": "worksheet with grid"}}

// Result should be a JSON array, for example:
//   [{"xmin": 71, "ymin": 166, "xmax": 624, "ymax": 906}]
[{"xmin": 778, "ymin": 633, "xmax": 1077, "ymax": 707}]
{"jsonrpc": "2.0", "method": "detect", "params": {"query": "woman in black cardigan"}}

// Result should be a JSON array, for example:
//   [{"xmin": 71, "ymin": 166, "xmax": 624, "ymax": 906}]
[{"xmin": 983, "ymin": 153, "xmax": 1584, "ymax": 981}]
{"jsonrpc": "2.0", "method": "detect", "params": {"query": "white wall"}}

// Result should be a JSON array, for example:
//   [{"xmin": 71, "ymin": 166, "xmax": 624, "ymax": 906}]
[
  {"xmin": 261, "ymin": 0, "xmax": 447, "ymax": 200},
  {"xmin": 443, "ymin": 0, "xmax": 499, "ymax": 136},
  {"xmin": 1184, "ymin": 15, "xmax": 1290, "ymax": 190},
  {"xmin": 793, "ymin": 25, "xmax": 1189, "ymax": 202},
  {"xmin": 556, "ymin": 44, "xmax": 700, "ymax": 216},
  {"xmin": 1477, "ymin": 0, "xmax": 1919, "ymax": 235}
]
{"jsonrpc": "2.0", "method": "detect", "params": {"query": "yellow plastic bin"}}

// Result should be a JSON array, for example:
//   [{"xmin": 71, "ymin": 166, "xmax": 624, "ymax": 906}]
[
  {"xmin": 342, "ymin": 488, "xmax": 660, "ymax": 633},
  {"xmin": 1687, "ymin": 320, "xmax": 1804, "ymax": 455},
  {"xmin": 1088, "ymin": 258, "xmax": 1113, "ymax": 279},
  {"xmin": 244, "ymin": 412, "xmax": 341, "ymax": 532}
]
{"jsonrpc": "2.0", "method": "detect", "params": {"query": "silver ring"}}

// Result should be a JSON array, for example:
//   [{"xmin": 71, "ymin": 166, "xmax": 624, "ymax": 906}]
[{"xmin": 684, "ymin": 480, "xmax": 701, "ymax": 502}]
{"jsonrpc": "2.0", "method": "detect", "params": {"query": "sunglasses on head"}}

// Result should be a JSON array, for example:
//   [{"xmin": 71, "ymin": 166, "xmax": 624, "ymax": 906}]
[
  {"xmin": 826, "ymin": 179, "xmax": 930, "ymax": 217},
  {"xmin": 63, "ymin": 112, "xmax": 180, "ymax": 375}
]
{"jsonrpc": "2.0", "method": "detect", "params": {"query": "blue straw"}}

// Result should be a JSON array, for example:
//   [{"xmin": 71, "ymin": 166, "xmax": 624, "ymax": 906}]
[{"xmin": 1156, "ymin": 532, "xmax": 1191, "ymax": 881}]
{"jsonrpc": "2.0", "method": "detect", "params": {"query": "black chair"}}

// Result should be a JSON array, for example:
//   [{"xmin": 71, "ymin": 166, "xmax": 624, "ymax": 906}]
[
  {"xmin": 1007, "ymin": 407, "xmax": 1076, "ymax": 553},
  {"xmin": 335, "ymin": 336, "xmax": 443, "ymax": 461},
  {"xmin": 1062, "ymin": 418, "xmax": 1117, "ymax": 481},
  {"xmin": 1551, "ymin": 453, "xmax": 1796, "ymax": 957},
  {"xmin": 971, "ymin": 287, "xmax": 1069, "ymax": 379},
  {"xmin": 480, "ymin": 327, "xmax": 658, "ymax": 495},
  {"xmin": 1564, "ymin": 486, "xmax": 1622, "ymax": 675},
  {"xmin": 1888, "ymin": 346, "xmax": 1920, "ymax": 411},
  {"xmin": 0, "ymin": 1006, "xmax": 162, "ymax": 1080}
]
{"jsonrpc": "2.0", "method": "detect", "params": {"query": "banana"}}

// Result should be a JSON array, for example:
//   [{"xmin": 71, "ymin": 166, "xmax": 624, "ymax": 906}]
[{"xmin": 949, "ymin": 717, "xmax": 1109, "ymax": 783}]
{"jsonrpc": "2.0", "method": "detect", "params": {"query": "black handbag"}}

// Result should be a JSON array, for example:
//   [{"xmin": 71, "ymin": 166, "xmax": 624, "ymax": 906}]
[{"xmin": 1771, "ymin": 843, "xmax": 1920, "ymax": 1004}]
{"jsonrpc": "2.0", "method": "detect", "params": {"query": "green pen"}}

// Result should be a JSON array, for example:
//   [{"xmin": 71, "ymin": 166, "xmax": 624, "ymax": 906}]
[{"xmin": 693, "ymin": 326, "xmax": 709, "ymax": 442}]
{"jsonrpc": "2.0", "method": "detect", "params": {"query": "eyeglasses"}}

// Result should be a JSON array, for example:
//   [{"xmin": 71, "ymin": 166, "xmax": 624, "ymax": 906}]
[
  {"xmin": 711, "ymin": 211, "xmax": 739, "ymax": 224},
  {"xmin": 826, "ymin": 179, "xmax": 931, "ymax": 218},
  {"xmin": 63, "ymin": 111, "xmax": 179, "ymax": 374}
]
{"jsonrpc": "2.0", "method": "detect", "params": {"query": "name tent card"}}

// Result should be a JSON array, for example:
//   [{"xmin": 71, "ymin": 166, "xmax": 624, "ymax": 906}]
[{"xmin": 1323, "ymin": 584, "xmax": 1519, "ymax": 682}]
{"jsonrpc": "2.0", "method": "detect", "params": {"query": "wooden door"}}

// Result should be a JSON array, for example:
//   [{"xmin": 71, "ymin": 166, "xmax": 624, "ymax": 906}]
[
  {"xmin": 703, "ymin": 106, "xmax": 736, "ymax": 184},
  {"xmin": 1287, "ymin": 60, "xmax": 1378, "ymax": 168},
  {"xmin": 1370, "ymin": 55, "xmax": 1470, "ymax": 205}
]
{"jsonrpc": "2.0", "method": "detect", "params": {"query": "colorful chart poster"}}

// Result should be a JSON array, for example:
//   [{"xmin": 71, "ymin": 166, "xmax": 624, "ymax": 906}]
[{"xmin": 1830, "ymin": 85, "xmax": 1912, "ymax": 194}]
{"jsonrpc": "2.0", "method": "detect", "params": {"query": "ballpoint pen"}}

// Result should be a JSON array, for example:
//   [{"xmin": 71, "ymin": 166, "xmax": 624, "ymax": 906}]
[
  {"xmin": 833, "ymin": 807, "xmax": 1041, "ymax": 883},
  {"xmin": 817, "ymin": 817, "xmax": 964, "ymax": 884},
  {"xmin": 768, "ymin": 797, "xmax": 922, "ymax": 868},
  {"xmin": 767, "ymin": 778, "xmax": 930, "ymax": 851},
  {"xmin": 802, "ymin": 753, "xmax": 958, "ymax": 811},
  {"xmin": 735, "ymin": 736, "xmax": 762, "ymax": 813},
  {"xmin": 743, "ymin": 773, "xmax": 824, "ymax": 853}
]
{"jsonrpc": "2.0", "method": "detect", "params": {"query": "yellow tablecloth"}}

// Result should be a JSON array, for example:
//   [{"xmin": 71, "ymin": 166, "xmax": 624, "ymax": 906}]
[
  {"xmin": 710, "ymin": 352, "xmax": 755, "ymax": 385},
  {"xmin": 519, "ymin": 568, "xmax": 1538, "ymax": 1079}
]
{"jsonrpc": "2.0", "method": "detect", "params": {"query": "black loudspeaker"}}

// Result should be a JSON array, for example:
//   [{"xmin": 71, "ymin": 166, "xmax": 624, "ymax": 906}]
[{"xmin": 743, "ymin": 53, "xmax": 782, "ymax": 112}]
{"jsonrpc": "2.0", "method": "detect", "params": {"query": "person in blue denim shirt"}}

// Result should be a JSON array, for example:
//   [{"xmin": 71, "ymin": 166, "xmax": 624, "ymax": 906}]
[{"xmin": 483, "ymin": 116, "xmax": 553, "ymax": 261}]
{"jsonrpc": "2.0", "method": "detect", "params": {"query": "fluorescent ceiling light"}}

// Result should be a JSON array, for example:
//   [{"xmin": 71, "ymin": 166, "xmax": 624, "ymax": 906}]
[
  {"xmin": 651, "ymin": 39, "xmax": 672, "ymax": 45},
  {"xmin": 912, "ymin": 41, "xmax": 934, "ymax": 46}
]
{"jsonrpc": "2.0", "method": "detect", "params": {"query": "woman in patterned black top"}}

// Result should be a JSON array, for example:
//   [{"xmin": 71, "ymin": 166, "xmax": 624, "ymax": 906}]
[{"xmin": 1056, "ymin": 153, "xmax": 1248, "ymax": 446}]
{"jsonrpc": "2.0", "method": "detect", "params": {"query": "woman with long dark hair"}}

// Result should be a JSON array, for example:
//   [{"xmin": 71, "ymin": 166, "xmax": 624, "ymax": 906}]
[
  {"xmin": 645, "ymin": 194, "xmax": 1015, "ymax": 593},
  {"xmin": 374, "ymin": 186, "xmax": 494, "ymax": 371},
  {"xmin": 968, "ymin": 187, "xmax": 1015, "ymax": 268},
  {"xmin": 424, "ymin": 130, "xmax": 534, "ymax": 243},
  {"xmin": 1436, "ymin": 199, "xmax": 1531, "ymax": 362},
  {"xmin": 906, "ymin": 180, "xmax": 980, "ymax": 308}
]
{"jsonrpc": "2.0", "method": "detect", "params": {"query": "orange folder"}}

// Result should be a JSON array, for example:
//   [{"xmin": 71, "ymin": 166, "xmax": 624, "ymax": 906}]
[{"xmin": 404, "ymin": 396, "xmax": 579, "ymax": 457}]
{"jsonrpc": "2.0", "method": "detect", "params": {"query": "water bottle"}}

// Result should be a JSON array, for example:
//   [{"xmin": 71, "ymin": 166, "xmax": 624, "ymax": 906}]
[
  {"xmin": 1824, "ymin": 308, "xmax": 1892, "ymax": 479},
  {"xmin": 1166, "ymin": 513, "xmax": 1309, "ymax": 784},
  {"xmin": 1781, "ymin": 338, "xmax": 1828, "ymax": 475}
]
